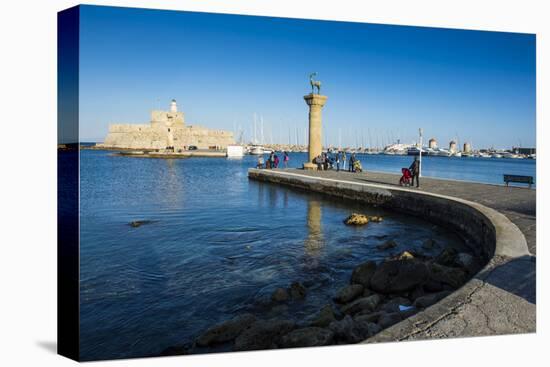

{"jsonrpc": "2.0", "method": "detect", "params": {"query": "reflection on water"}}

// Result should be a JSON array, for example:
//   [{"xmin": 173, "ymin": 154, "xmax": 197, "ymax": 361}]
[
  {"xmin": 78, "ymin": 150, "xmax": 469, "ymax": 360},
  {"xmin": 305, "ymin": 200, "xmax": 324, "ymax": 259},
  {"xmin": 157, "ymin": 159, "xmax": 185, "ymax": 209}
]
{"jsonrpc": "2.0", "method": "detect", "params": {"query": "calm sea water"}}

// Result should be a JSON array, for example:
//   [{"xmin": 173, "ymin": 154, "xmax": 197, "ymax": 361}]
[{"xmin": 78, "ymin": 150, "xmax": 533, "ymax": 360}]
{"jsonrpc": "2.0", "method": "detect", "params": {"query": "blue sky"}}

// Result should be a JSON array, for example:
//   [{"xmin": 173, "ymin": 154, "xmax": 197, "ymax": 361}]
[{"xmin": 78, "ymin": 5, "xmax": 536, "ymax": 149}]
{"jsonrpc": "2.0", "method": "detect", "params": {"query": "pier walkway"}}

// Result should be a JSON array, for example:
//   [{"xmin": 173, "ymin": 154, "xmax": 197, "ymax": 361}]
[{"xmin": 250, "ymin": 168, "xmax": 536, "ymax": 341}]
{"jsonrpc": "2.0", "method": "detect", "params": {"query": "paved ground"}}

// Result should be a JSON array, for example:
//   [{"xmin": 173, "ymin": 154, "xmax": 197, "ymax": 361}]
[{"xmin": 262, "ymin": 169, "xmax": 537, "ymax": 340}]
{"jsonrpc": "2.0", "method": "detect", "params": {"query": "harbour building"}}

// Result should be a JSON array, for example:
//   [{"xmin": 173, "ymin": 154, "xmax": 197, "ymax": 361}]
[{"xmin": 99, "ymin": 99, "xmax": 235, "ymax": 150}]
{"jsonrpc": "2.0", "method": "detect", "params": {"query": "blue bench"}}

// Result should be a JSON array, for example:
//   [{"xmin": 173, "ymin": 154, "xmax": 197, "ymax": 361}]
[{"xmin": 503, "ymin": 174, "xmax": 534, "ymax": 188}]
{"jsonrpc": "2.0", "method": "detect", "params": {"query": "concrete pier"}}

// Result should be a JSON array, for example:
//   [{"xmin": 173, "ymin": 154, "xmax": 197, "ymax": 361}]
[
  {"xmin": 248, "ymin": 168, "xmax": 536, "ymax": 341},
  {"xmin": 303, "ymin": 93, "xmax": 328, "ymax": 170}
]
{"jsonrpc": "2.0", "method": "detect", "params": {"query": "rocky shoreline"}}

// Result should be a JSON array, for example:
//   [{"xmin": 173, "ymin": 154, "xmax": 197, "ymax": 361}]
[{"xmin": 161, "ymin": 219, "xmax": 482, "ymax": 356}]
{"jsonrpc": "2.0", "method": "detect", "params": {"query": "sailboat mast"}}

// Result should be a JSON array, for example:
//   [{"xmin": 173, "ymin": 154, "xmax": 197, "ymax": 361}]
[
  {"xmin": 288, "ymin": 126, "xmax": 291, "ymax": 145},
  {"xmin": 368, "ymin": 128, "xmax": 372, "ymax": 151},
  {"xmin": 260, "ymin": 116, "xmax": 264, "ymax": 145},
  {"xmin": 253, "ymin": 113, "xmax": 257, "ymax": 144}
]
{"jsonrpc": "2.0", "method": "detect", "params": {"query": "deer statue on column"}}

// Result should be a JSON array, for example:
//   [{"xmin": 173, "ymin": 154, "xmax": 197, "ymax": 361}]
[{"xmin": 310, "ymin": 72, "xmax": 321, "ymax": 94}]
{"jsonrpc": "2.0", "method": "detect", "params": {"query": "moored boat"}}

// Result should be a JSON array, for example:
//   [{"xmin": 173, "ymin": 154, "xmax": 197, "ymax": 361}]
[
  {"xmin": 227, "ymin": 145, "xmax": 245, "ymax": 157},
  {"xmin": 407, "ymin": 146, "xmax": 423, "ymax": 156}
]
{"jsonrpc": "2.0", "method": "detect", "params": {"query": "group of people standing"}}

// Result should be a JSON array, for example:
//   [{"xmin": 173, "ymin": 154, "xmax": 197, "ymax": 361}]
[
  {"xmin": 314, "ymin": 151, "xmax": 362, "ymax": 172},
  {"xmin": 313, "ymin": 152, "xmax": 334, "ymax": 171},
  {"xmin": 257, "ymin": 151, "xmax": 289, "ymax": 169}
]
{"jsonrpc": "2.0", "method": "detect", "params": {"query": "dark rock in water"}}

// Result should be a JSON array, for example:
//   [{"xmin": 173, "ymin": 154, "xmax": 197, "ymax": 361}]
[
  {"xmin": 341, "ymin": 294, "xmax": 382, "ymax": 315},
  {"xmin": 408, "ymin": 286, "xmax": 426, "ymax": 302},
  {"xmin": 270, "ymin": 304, "xmax": 289, "ymax": 315},
  {"xmin": 362, "ymin": 320, "xmax": 382, "ymax": 337},
  {"xmin": 350, "ymin": 261, "xmax": 377, "ymax": 287},
  {"xmin": 428, "ymin": 263, "xmax": 467, "ymax": 289},
  {"xmin": 370, "ymin": 260, "xmax": 429, "ymax": 294},
  {"xmin": 328, "ymin": 315, "xmax": 357, "ymax": 343},
  {"xmin": 379, "ymin": 297, "xmax": 412, "ymax": 313},
  {"xmin": 421, "ymin": 238, "xmax": 437, "ymax": 250},
  {"xmin": 376, "ymin": 240, "xmax": 397, "ymax": 251},
  {"xmin": 363, "ymin": 288, "xmax": 374, "ymax": 297},
  {"xmin": 234, "ymin": 319, "xmax": 295, "ymax": 351},
  {"xmin": 196, "ymin": 314, "xmax": 256, "ymax": 347},
  {"xmin": 329, "ymin": 315, "xmax": 380, "ymax": 343},
  {"xmin": 423, "ymin": 280, "xmax": 445, "ymax": 293},
  {"xmin": 455, "ymin": 252, "xmax": 480, "ymax": 274},
  {"xmin": 354, "ymin": 311, "xmax": 385, "ymax": 324},
  {"xmin": 377, "ymin": 312, "xmax": 403, "ymax": 329},
  {"xmin": 455, "ymin": 252, "xmax": 474, "ymax": 267},
  {"xmin": 310, "ymin": 304, "xmax": 336, "ymax": 327},
  {"xmin": 334, "ymin": 284, "xmax": 364, "ymax": 304},
  {"xmin": 378, "ymin": 307, "xmax": 419, "ymax": 329},
  {"xmin": 253, "ymin": 293, "xmax": 275, "ymax": 309},
  {"xmin": 279, "ymin": 327, "xmax": 334, "ymax": 348},
  {"xmin": 271, "ymin": 287, "xmax": 290, "ymax": 303},
  {"xmin": 435, "ymin": 248, "xmax": 458, "ymax": 267},
  {"xmin": 413, "ymin": 290, "xmax": 452, "ymax": 309},
  {"xmin": 129, "ymin": 220, "xmax": 156, "ymax": 228},
  {"xmin": 289, "ymin": 282, "xmax": 307, "ymax": 300}
]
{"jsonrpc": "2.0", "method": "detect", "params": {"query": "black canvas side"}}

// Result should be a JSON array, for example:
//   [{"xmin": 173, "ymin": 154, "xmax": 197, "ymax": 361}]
[{"xmin": 57, "ymin": 5, "xmax": 80, "ymax": 361}]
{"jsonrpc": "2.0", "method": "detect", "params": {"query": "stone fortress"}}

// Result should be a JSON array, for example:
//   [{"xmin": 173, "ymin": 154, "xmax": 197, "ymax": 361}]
[{"xmin": 99, "ymin": 99, "xmax": 235, "ymax": 150}]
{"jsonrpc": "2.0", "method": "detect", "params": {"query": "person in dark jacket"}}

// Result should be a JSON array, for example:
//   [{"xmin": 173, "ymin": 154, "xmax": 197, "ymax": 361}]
[
  {"xmin": 268, "ymin": 152, "xmax": 275, "ymax": 169},
  {"xmin": 349, "ymin": 153, "xmax": 356, "ymax": 172},
  {"xmin": 409, "ymin": 156, "xmax": 420, "ymax": 188}
]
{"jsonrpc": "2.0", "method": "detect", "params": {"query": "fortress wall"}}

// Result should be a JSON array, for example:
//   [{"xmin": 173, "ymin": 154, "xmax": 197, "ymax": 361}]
[
  {"xmin": 174, "ymin": 128, "xmax": 234, "ymax": 148},
  {"xmin": 108, "ymin": 124, "xmax": 151, "ymax": 133},
  {"xmin": 103, "ymin": 125, "xmax": 235, "ymax": 150},
  {"xmin": 103, "ymin": 129, "xmax": 166, "ymax": 149},
  {"xmin": 185, "ymin": 126, "xmax": 232, "ymax": 136}
]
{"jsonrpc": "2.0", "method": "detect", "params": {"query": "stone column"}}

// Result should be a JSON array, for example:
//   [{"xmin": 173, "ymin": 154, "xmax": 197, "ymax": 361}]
[{"xmin": 303, "ymin": 93, "xmax": 328, "ymax": 170}]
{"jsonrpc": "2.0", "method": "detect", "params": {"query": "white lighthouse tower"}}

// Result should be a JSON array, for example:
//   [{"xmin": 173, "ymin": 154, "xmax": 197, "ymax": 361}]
[{"xmin": 170, "ymin": 99, "xmax": 178, "ymax": 113}]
